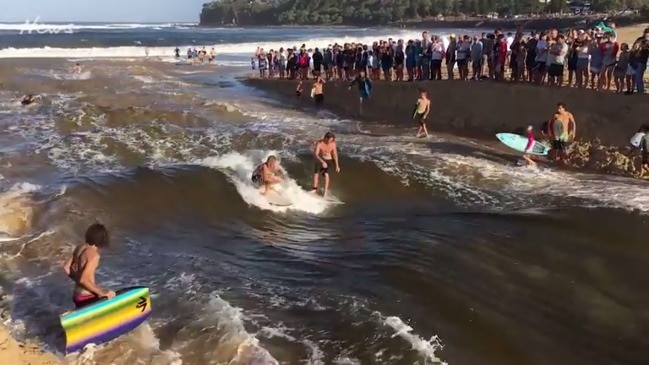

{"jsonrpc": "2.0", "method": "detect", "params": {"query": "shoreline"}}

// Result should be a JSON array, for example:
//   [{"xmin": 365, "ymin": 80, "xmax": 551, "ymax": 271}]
[
  {"xmin": 242, "ymin": 77, "xmax": 647, "ymax": 179},
  {"xmin": 0, "ymin": 324, "xmax": 60, "ymax": 365}
]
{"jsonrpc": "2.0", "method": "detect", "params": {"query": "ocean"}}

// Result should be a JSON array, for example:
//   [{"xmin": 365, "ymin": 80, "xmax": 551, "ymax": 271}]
[{"xmin": 0, "ymin": 22, "xmax": 648, "ymax": 365}]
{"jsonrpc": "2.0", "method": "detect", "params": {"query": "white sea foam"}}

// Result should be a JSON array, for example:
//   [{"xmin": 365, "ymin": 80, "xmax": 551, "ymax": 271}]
[
  {"xmin": 380, "ymin": 314, "xmax": 447, "ymax": 365},
  {"xmin": 0, "ymin": 22, "xmax": 196, "ymax": 31},
  {"xmin": 0, "ymin": 30, "xmax": 423, "ymax": 59},
  {"xmin": 195, "ymin": 151, "xmax": 333, "ymax": 214}
]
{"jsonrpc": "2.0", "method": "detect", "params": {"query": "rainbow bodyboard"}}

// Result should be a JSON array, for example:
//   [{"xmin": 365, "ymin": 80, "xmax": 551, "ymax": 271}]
[{"xmin": 60, "ymin": 286, "xmax": 152, "ymax": 353}]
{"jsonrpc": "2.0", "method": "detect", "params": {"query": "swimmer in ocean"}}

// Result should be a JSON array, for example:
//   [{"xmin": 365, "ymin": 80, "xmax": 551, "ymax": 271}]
[
  {"xmin": 312, "ymin": 131, "xmax": 340, "ymax": 197},
  {"xmin": 73, "ymin": 63, "xmax": 82, "ymax": 74},
  {"xmin": 21, "ymin": 94, "xmax": 36, "ymax": 106},
  {"xmin": 251, "ymin": 155, "xmax": 285, "ymax": 195},
  {"xmin": 63, "ymin": 223, "xmax": 115, "ymax": 308}
]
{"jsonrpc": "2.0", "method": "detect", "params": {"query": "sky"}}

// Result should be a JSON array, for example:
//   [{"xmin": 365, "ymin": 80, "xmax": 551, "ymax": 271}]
[{"xmin": 1, "ymin": 0, "xmax": 210, "ymax": 23}]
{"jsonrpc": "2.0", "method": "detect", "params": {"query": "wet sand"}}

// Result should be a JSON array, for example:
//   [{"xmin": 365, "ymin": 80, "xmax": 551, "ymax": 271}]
[{"xmin": 0, "ymin": 324, "xmax": 59, "ymax": 365}]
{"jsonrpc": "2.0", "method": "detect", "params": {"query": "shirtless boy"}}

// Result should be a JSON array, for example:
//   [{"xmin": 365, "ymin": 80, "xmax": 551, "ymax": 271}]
[
  {"xmin": 251, "ymin": 155, "xmax": 284, "ymax": 195},
  {"xmin": 549, "ymin": 102, "xmax": 576, "ymax": 162},
  {"xmin": 73, "ymin": 63, "xmax": 82, "ymax": 74},
  {"xmin": 312, "ymin": 76, "xmax": 325, "ymax": 106},
  {"xmin": 312, "ymin": 132, "xmax": 340, "ymax": 197},
  {"xmin": 413, "ymin": 89, "xmax": 430, "ymax": 138},
  {"xmin": 63, "ymin": 223, "xmax": 115, "ymax": 308}
]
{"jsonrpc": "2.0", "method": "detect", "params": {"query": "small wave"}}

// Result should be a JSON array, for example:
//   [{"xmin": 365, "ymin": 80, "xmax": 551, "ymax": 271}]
[
  {"xmin": 0, "ymin": 30, "xmax": 424, "ymax": 59},
  {"xmin": 380, "ymin": 314, "xmax": 447, "ymax": 365},
  {"xmin": 0, "ymin": 182, "xmax": 40, "ymax": 236},
  {"xmin": 195, "ymin": 151, "xmax": 332, "ymax": 214},
  {"xmin": 0, "ymin": 22, "xmax": 196, "ymax": 31}
]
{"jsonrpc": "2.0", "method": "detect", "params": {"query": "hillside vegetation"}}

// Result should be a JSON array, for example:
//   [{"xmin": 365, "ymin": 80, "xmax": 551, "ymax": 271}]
[{"xmin": 199, "ymin": 0, "xmax": 649, "ymax": 26}]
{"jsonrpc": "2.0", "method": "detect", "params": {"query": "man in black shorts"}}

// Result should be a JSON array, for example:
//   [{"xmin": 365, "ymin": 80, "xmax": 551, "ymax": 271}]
[{"xmin": 312, "ymin": 132, "xmax": 340, "ymax": 197}]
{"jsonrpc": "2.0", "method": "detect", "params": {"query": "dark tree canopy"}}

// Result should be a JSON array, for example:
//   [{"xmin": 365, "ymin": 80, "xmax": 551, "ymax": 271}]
[{"xmin": 199, "ymin": 0, "xmax": 649, "ymax": 26}]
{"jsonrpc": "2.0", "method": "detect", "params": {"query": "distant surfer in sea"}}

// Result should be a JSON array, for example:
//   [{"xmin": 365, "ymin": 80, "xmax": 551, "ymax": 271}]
[
  {"xmin": 73, "ymin": 63, "xmax": 82, "ymax": 74},
  {"xmin": 549, "ymin": 102, "xmax": 576, "ymax": 163},
  {"xmin": 312, "ymin": 132, "xmax": 340, "ymax": 197},
  {"xmin": 251, "ymin": 155, "xmax": 285, "ymax": 196},
  {"xmin": 348, "ymin": 70, "xmax": 371, "ymax": 115},
  {"xmin": 63, "ymin": 223, "xmax": 115, "ymax": 308},
  {"xmin": 413, "ymin": 89, "xmax": 430, "ymax": 138}
]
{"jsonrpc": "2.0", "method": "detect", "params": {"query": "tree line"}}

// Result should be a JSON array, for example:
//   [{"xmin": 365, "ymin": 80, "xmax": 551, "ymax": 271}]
[{"xmin": 199, "ymin": 0, "xmax": 649, "ymax": 26}]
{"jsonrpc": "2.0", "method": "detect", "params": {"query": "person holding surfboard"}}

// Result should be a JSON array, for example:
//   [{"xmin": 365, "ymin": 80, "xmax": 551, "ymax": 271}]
[
  {"xmin": 312, "ymin": 132, "xmax": 340, "ymax": 197},
  {"xmin": 251, "ymin": 155, "xmax": 284, "ymax": 196},
  {"xmin": 549, "ymin": 102, "xmax": 576, "ymax": 163},
  {"xmin": 522, "ymin": 125, "xmax": 537, "ymax": 167},
  {"xmin": 63, "ymin": 223, "xmax": 115, "ymax": 308},
  {"xmin": 413, "ymin": 89, "xmax": 430, "ymax": 138}
]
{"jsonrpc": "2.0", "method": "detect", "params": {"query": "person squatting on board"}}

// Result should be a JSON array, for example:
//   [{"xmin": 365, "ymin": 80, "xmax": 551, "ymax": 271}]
[
  {"xmin": 251, "ymin": 155, "xmax": 285, "ymax": 196},
  {"xmin": 63, "ymin": 223, "xmax": 115, "ymax": 308},
  {"xmin": 312, "ymin": 132, "xmax": 340, "ymax": 197}
]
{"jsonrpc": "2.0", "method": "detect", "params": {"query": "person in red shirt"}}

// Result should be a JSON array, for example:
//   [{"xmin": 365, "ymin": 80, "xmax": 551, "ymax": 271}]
[
  {"xmin": 522, "ymin": 125, "xmax": 537, "ymax": 167},
  {"xmin": 495, "ymin": 34, "xmax": 508, "ymax": 81}
]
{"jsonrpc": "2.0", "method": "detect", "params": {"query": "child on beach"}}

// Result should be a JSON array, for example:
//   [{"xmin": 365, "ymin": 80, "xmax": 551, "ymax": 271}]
[
  {"xmin": 614, "ymin": 43, "xmax": 629, "ymax": 93},
  {"xmin": 295, "ymin": 81, "xmax": 303, "ymax": 97},
  {"xmin": 522, "ymin": 125, "xmax": 537, "ymax": 167}
]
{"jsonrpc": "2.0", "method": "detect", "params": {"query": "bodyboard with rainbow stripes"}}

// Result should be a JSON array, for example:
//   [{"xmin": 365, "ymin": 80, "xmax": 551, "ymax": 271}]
[{"xmin": 60, "ymin": 286, "xmax": 152, "ymax": 353}]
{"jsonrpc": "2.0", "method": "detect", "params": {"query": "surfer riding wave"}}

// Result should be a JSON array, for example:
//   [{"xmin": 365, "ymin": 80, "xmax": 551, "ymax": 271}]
[{"xmin": 251, "ymin": 155, "xmax": 285, "ymax": 195}]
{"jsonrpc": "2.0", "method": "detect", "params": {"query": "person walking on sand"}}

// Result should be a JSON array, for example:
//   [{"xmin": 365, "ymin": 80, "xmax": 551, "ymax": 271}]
[
  {"xmin": 312, "ymin": 132, "xmax": 340, "ymax": 197},
  {"xmin": 348, "ymin": 70, "xmax": 372, "ymax": 115},
  {"xmin": 63, "ymin": 223, "xmax": 115, "ymax": 308},
  {"xmin": 413, "ymin": 89, "xmax": 430, "ymax": 138},
  {"xmin": 549, "ymin": 102, "xmax": 576, "ymax": 163}
]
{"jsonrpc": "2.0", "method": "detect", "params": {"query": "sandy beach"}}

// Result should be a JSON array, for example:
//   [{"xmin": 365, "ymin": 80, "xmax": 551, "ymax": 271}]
[{"xmin": 0, "ymin": 325, "xmax": 59, "ymax": 365}]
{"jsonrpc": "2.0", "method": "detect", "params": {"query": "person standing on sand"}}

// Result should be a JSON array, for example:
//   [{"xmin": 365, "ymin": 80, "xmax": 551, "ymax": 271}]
[
  {"xmin": 63, "ymin": 223, "xmax": 115, "ymax": 308},
  {"xmin": 413, "ymin": 89, "xmax": 430, "ymax": 138},
  {"xmin": 631, "ymin": 27, "xmax": 649, "ymax": 94},
  {"xmin": 348, "ymin": 71, "xmax": 371, "ymax": 116},
  {"xmin": 548, "ymin": 102, "xmax": 576, "ymax": 163}
]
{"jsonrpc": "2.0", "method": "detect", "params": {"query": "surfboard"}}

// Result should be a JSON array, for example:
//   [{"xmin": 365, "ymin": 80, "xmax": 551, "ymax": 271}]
[
  {"xmin": 266, "ymin": 190, "xmax": 292, "ymax": 207},
  {"xmin": 630, "ymin": 132, "xmax": 645, "ymax": 148},
  {"xmin": 60, "ymin": 286, "xmax": 152, "ymax": 353},
  {"xmin": 496, "ymin": 133, "xmax": 551, "ymax": 156}
]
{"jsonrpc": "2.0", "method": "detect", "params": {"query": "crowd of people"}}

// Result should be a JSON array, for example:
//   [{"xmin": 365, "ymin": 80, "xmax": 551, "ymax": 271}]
[{"xmin": 251, "ymin": 22, "xmax": 649, "ymax": 94}]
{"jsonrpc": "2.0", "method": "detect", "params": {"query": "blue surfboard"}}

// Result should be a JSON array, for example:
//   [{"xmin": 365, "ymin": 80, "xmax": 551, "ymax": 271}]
[{"xmin": 496, "ymin": 133, "xmax": 551, "ymax": 156}]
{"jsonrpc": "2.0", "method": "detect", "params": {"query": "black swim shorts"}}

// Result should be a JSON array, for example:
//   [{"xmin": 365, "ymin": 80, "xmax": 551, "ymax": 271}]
[
  {"xmin": 314, "ymin": 159, "xmax": 332, "ymax": 175},
  {"xmin": 251, "ymin": 174, "xmax": 263, "ymax": 185},
  {"xmin": 414, "ymin": 112, "xmax": 426, "ymax": 126},
  {"xmin": 314, "ymin": 93, "xmax": 324, "ymax": 105},
  {"xmin": 552, "ymin": 139, "xmax": 566, "ymax": 151}
]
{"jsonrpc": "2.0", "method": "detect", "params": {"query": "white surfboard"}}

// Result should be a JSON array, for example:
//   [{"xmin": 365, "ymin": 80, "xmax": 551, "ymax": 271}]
[{"xmin": 266, "ymin": 190, "xmax": 292, "ymax": 207}]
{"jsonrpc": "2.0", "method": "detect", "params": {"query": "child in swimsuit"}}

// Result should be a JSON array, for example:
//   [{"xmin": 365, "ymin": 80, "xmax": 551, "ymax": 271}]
[{"xmin": 522, "ymin": 125, "xmax": 537, "ymax": 167}]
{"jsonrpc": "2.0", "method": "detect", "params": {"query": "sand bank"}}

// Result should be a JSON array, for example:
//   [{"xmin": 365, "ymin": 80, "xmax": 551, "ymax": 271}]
[
  {"xmin": 244, "ymin": 77, "xmax": 648, "ymax": 177},
  {"xmin": 0, "ymin": 324, "xmax": 59, "ymax": 365}
]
